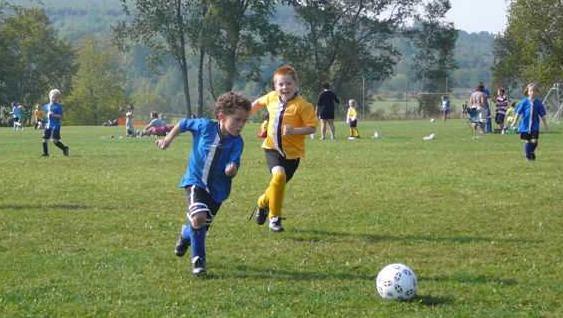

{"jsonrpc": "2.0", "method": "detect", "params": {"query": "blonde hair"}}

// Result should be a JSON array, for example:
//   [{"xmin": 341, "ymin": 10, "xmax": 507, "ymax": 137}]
[
  {"xmin": 524, "ymin": 83, "xmax": 539, "ymax": 96},
  {"xmin": 49, "ymin": 89, "xmax": 61, "ymax": 103},
  {"xmin": 348, "ymin": 99, "xmax": 357, "ymax": 107}
]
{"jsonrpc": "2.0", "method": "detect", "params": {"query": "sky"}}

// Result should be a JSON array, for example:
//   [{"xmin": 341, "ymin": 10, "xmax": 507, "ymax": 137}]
[{"xmin": 446, "ymin": 0, "xmax": 509, "ymax": 34}]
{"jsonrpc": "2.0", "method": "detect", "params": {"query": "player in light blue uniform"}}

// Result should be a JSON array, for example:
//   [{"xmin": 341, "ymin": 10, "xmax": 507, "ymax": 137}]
[
  {"xmin": 155, "ymin": 92, "xmax": 251, "ymax": 276},
  {"xmin": 513, "ymin": 83, "xmax": 548, "ymax": 161},
  {"xmin": 42, "ymin": 89, "xmax": 69, "ymax": 157}
]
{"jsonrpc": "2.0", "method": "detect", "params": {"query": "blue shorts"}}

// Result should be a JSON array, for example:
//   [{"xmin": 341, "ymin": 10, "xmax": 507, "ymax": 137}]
[
  {"xmin": 43, "ymin": 126, "xmax": 61, "ymax": 140},
  {"xmin": 468, "ymin": 107, "xmax": 483, "ymax": 124}
]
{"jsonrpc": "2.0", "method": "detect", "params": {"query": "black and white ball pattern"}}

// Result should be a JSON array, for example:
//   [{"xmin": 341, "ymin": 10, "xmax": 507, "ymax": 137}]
[{"xmin": 376, "ymin": 263, "xmax": 417, "ymax": 300}]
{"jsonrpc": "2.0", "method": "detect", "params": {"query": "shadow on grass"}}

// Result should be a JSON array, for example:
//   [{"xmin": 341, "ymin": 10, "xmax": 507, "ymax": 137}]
[
  {"xmin": 412, "ymin": 294, "xmax": 454, "ymax": 306},
  {"xmin": 422, "ymin": 273, "xmax": 517, "ymax": 286},
  {"xmin": 0, "ymin": 203, "xmax": 91, "ymax": 211},
  {"xmin": 207, "ymin": 264, "xmax": 373, "ymax": 281},
  {"xmin": 285, "ymin": 228, "xmax": 541, "ymax": 244}
]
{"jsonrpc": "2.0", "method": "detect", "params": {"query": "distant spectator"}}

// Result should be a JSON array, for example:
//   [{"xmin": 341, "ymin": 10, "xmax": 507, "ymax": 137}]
[
  {"xmin": 142, "ymin": 111, "xmax": 172, "ymax": 136},
  {"xmin": 316, "ymin": 83, "xmax": 339, "ymax": 140},
  {"xmin": 494, "ymin": 88, "xmax": 509, "ymax": 133},
  {"xmin": 441, "ymin": 96, "xmax": 451, "ymax": 121},
  {"xmin": 125, "ymin": 106, "xmax": 135, "ymax": 137},
  {"xmin": 33, "ymin": 104, "xmax": 45, "ymax": 129}
]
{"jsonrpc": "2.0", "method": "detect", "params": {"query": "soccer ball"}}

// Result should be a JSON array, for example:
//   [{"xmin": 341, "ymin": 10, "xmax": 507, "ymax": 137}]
[{"xmin": 376, "ymin": 263, "xmax": 417, "ymax": 300}]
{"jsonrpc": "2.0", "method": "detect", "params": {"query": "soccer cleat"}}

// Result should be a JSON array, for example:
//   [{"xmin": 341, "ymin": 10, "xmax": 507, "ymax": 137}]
[
  {"xmin": 63, "ymin": 146, "xmax": 69, "ymax": 156},
  {"xmin": 269, "ymin": 216, "xmax": 284, "ymax": 232},
  {"xmin": 191, "ymin": 256, "xmax": 206, "ymax": 276},
  {"xmin": 255, "ymin": 206, "xmax": 268, "ymax": 225},
  {"xmin": 174, "ymin": 236, "xmax": 190, "ymax": 257},
  {"xmin": 41, "ymin": 153, "xmax": 49, "ymax": 157}
]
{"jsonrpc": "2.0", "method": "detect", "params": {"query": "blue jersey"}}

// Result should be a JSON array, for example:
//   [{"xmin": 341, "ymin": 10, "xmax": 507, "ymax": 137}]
[
  {"xmin": 515, "ymin": 97, "xmax": 546, "ymax": 133},
  {"xmin": 44, "ymin": 102, "xmax": 63, "ymax": 129},
  {"xmin": 178, "ymin": 118, "xmax": 244, "ymax": 203}
]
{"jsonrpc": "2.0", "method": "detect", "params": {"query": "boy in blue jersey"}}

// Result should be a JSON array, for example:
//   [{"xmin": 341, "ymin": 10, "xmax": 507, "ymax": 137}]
[
  {"xmin": 155, "ymin": 91, "xmax": 251, "ymax": 276},
  {"xmin": 42, "ymin": 89, "xmax": 70, "ymax": 157},
  {"xmin": 512, "ymin": 83, "xmax": 548, "ymax": 161}
]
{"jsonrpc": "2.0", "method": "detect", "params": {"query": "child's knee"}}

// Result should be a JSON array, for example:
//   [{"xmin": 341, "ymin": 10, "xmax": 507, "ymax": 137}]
[
  {"xmin": 190, "ymin": 212, "xmax": 207, "ymax": 229},
  {"xmin": 270, "ymin": 166, "xmax": 287, "ymax": 183},
  {"xmin": 188, "ymin": 202, "xmax": 211, "ymax": 229}
]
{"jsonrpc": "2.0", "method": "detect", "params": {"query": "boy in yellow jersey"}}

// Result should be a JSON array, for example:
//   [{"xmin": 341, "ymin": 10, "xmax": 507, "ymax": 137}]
[
  {"xmin": 346, "ymin": 99, "xmax": 360, "ymax": 139},
  {"xmin": 251, "ymin": 65, "xmax": 317, "ymax": 232}
]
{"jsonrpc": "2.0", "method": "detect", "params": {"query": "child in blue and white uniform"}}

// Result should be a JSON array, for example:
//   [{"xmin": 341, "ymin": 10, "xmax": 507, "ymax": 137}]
[
  {"xmin": 441, "ymin": 96, "xmax": 450, "ymax": 121},
  {"xmin": 42, "ymin": 89, "xmax": 69, "ymax": 157},
  {"xmin": 155, "ymin": 91, "xmax": 251, "ymax": 276},
  {"xmin": 512, "ymin": 83, "xmax": 548, "ymax": 161}
]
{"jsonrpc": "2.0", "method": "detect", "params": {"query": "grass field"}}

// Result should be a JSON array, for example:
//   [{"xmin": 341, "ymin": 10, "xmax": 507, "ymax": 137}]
[{"xmin": 1, "ymin": 120, "xmax": 562, "ymax": 317}]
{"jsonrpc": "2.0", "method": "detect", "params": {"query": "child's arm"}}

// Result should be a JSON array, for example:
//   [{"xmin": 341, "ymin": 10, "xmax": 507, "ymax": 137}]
[
  {"xmin": 541, "ymin": 115, "xmax": 549, "ymax": 131},
  {"xmin": 225, "ymin": 139, "xmax": 243, "ymax": 177},
  {"xmin": 283, "ymin": 125, "xmax": 315, "ymax": 136},
  {"xmin": 251, "ymin": 99, "xmax": 265, "ymax": 114},
  {"xmin": 155, "ymin": 123, "xmax": 181, "ymax": 149}
]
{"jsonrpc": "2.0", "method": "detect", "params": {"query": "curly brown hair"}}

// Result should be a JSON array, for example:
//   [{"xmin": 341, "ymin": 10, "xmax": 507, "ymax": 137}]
[{"xmin": 214, "ymin": 91, "xmax": 251, "ymax": 117}]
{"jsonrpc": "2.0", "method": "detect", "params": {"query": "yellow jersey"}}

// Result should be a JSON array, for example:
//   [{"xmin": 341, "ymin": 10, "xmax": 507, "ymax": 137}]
[
  {"xmin": 347, "ymin": 107, "xmax": 357, "ymax": 121},
  {"xmin": 255, "ymin": 91, "xmax": 317, "ymax": 159}
]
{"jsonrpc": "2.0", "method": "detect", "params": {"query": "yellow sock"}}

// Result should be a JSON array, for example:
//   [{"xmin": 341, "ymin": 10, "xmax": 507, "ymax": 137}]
[
  {"xmin": 257, "ymin": 193, "xmax": 268, "ymax": 209},
  {"xmin": 349, "ymin": 128, "xmax": 353, "ymax": 137},
  {"xmin": 265, "ymin": 171, "xmax": 286, "ymax": 218}
]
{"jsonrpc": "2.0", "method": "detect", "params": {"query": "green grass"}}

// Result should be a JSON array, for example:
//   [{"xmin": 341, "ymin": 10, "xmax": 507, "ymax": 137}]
[{"xmin": 1, "ymin": 120, "xmax": 562, "ymax": 317}]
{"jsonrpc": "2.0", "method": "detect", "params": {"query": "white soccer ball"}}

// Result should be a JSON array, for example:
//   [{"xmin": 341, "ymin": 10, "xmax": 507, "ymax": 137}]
[
  {"xmin": 430, "ymin": 118, "xmax": 435, "ymax": 123},
  {"xmin": 376, "ymin": 263, "xmax": 417, "ymax": 300}
]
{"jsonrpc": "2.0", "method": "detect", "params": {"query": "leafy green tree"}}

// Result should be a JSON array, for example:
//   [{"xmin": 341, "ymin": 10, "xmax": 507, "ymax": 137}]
[
  {"xmin": 0, "ymin": 6, "xmax": 74, "ymax": 106},
  {"xmin": 280, "ymin": 0, "xmax": 424, "ymax": 102},
  {"xmin": 493, "ymin": 0, "xmax": 562, "ymax": 90},
  {"xmin": 408, "ymin": 0, "xmax": 457, "ymax": 116},
  {"xmin": 114, "ymin": 0, "xmax": 193, "ymax": 116},
  {"xmin": 202, "ymin": 0, "xmax": 281, "ymax": 95},
  {"xmin": 65, "ymin": 38, "xmax": 126, "ymax": 125}
]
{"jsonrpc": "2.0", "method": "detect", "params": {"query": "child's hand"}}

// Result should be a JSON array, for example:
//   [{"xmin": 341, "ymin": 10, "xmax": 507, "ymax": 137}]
[
  {"xmin": 282, "ymin": 124, "xmax": 293, "ymax": 135},
  {"xmin": 225, "ymin": 163, "xmax": 238, "ymax": 177},
  {"xmin": 155, "ymin": 138, "xmax": 169, "ymax": 150}
]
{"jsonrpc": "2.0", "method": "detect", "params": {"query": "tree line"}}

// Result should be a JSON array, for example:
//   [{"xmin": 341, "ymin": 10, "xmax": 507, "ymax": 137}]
[
  {"xmin": 493, "ymin": 0, "xmax": 562, "ymax": 95},
  {"xmin": 8, "ymin": 0, "xmax": 524, "ymax": 124}
]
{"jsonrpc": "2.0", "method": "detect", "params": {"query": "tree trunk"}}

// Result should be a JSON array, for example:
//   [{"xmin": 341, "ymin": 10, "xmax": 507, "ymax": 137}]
[
  {"xmin": 176, "ymin": 0, "xmax": 191, "ymax": 117},
  {"xmin": 197, "ymin": 47, "xmax": 205, "ymax": 117}
]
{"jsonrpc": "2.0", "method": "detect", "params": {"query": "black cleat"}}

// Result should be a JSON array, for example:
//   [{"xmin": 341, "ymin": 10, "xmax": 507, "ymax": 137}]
[
  {"xmin": 255, "ymin": 206, "xmax": 268, "ymax": 225},
  {"xmin": 63, "ymin": 146, "xmax": 69, "ymax": 156},
  {"xmin": 174, "ymin": 236, "xmax": 190, "ymax": 257}
]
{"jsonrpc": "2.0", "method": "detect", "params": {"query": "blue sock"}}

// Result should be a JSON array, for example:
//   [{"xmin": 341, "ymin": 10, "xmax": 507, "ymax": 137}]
[
  {"xmin": 524, "ymin": 143, "xmax": 533, "ymax": 159},
  {"xmin": 180, "ymin": 224, "xmax": 192, "ymax": 243},
  {"xmin": 190, "ymin": 225, "xmax": 206, "ymax": 261}
]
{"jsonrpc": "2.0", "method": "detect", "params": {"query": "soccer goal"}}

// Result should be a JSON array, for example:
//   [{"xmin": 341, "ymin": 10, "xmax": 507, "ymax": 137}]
[{"xmin": 544, "ymin": 83, "xmax": 562, "ymax": 122}]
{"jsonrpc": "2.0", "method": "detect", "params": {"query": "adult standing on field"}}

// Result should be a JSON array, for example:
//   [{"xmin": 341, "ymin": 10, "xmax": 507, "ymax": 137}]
[
  {"xmin": 468, "ymin": 83, "xmax": 487, "ymax": 136},
  {"xmin": 316, "ymin": 83, "xmax": 339, "ymax": 140}
]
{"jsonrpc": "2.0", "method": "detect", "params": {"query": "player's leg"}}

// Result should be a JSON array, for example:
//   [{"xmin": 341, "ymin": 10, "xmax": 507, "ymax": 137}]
[
  {"xmin": 51, "ymin": 127, "xmax": 69, "ymax": 156},
  {"xmin": 184, "ymin": 186, "xmax": 220, "ymax": 275},
  {"xmin": 42, "ymin": 128, "xmax": 52, "ymax": 156},
  {"xmin": 328, "ymin": 119, "xmax": 335, "ymax": 139},
  {"xmin": 320, "ymin": 119, "xmax": 327, "ymax": 140}
]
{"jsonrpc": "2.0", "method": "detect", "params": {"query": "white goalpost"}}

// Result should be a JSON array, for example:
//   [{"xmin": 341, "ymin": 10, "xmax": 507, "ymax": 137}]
[{"xmin": 544, "ymin": 83, "xmax": 562, "ymax": 122}]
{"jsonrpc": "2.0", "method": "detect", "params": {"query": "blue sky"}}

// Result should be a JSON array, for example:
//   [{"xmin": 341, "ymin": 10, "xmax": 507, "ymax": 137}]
[{"xmin": 446, "ymin": 0, "xmax": 508, "ymax": 33}]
